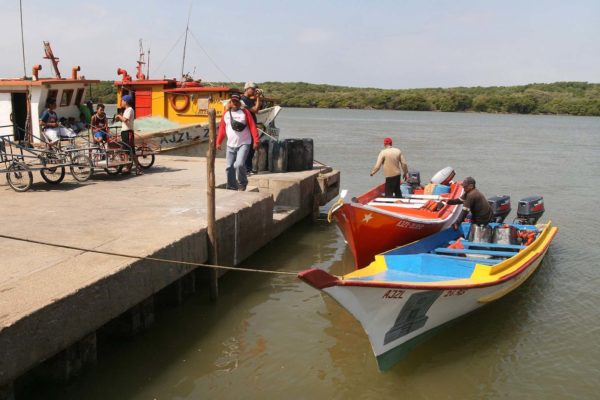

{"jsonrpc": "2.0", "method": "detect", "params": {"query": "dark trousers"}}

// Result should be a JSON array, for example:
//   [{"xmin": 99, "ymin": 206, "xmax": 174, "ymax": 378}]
[
  {"xmin": 385, "ymin": 175, "xmax": 402, "ymax": 198},
  {"xmin": 245, "ymin": 133, "xmax": 255, "ymax": 172}
]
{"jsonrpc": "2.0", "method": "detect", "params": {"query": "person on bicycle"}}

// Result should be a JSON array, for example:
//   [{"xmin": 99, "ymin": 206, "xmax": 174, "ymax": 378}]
[{"xmin": 91, "ymin": 104, "xmax": 110, "ymax": 144}]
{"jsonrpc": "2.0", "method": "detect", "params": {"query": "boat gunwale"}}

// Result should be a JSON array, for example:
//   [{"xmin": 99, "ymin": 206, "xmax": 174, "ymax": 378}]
[{"xmin": 299, "ymin": 223, "xmax": 557, "ymax": 291}]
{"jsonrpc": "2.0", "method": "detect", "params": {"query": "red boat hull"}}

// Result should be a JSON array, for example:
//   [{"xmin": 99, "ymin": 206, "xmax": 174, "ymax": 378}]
[{"xmin": 332, "ymin": 183, "xmax": 463, "ymax": 268}]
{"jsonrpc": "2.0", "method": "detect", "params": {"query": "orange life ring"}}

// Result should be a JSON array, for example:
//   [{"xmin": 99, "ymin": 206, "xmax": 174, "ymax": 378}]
[{"xmin": 170, "ymin": 94, "xmax": 190, "ymax": 112}]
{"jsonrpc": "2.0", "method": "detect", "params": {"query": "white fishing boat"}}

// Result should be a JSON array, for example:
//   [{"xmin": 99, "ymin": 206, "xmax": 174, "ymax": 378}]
[{"xmin": 0, "ymin": 42, "xmax": 97, "ymax": 145}]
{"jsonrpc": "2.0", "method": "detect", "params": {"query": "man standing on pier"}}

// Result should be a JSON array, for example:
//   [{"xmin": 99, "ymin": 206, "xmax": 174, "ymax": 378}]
[
  {"xmin": 370, "ymin": 137, "xmax": 408, "ymax": 198},
  {"xmin": 240, "ymin": 81, "xmax": 263, "ymax": 174}
]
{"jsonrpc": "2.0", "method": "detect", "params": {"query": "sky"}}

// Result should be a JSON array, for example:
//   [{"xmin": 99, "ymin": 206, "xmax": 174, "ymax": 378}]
[{"xmin": 1, "ymin": 0, "xmax": 599, "ymax": 89}]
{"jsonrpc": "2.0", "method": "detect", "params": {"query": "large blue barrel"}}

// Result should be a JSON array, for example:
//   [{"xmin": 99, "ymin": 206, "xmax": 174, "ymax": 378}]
[{"xmin": 268, "ymin": 140, "xmax": 288, "ymax": 173}]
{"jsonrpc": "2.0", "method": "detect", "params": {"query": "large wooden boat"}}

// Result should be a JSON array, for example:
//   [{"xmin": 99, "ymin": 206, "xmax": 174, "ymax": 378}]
[
  {"xmin": 299, "ymin": 220, "xmax": 558, "ymax": 371},
  {"xmin": 113, "ymin": 55, "xmax": 281, "ymax": 153},
  {"xmin": 328, "ymin": 168, "xmax": 465, "ymax": 268}
]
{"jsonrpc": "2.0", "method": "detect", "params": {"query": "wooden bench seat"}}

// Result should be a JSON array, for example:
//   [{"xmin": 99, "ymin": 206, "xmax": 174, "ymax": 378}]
[
  {"xmin": 430, "ymin": 254, "xmax": 502, "ymax": 265},
  {"xmin": 450, "ymin": 240, "xmax": 526, "ymax": 251},
  {"xmin": 433, "ymin": 248, "xmax": 518, "ymax": 258}
]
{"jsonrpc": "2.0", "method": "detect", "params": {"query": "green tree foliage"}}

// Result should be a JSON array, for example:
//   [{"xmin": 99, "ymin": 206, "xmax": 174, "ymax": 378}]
[{"xmin": 90, "ymin": 80, "xmax": 600, "ymax": 117}]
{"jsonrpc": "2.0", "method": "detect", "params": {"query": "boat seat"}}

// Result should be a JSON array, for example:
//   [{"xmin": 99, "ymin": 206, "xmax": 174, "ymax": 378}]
[
  {"xmin": 373, "ymin": 197, "xmax": 428, "ymax": 203},
  {"xmin": 368, "ymin": 202, "xmax": 423, "ymax": 209},
  {"xmin": 431, "ymin": 254, "xmax": 502, "ymax": 265},
  {"xmin": 450, "ymin": 240, "xmax": 525, "ymax": 251},
  {"xmin": 433, "ymin": 248, "xmax": 517, "ymax": 258}
]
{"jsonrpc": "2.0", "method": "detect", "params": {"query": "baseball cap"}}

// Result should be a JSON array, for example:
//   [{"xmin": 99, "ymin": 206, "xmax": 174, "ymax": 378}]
[
  {"xmin": 230, "ymin": 94, "xmax": 241, "ymax": 102},
  {"xmin": 244, "ymin": 81, "xmax": 257, "ymax": 90},
  {"xmin": 461, "ymin": 176, "xmax": 476, "ymax": 187},
  {"xmin": 122, "ymin": 95, "xmax": 132, "ymax": 104}
]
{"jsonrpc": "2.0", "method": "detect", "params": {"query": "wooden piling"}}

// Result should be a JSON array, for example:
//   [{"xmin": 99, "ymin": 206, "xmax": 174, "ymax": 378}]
[{"xmin": 207, "ymin": 108, "xmax": 219, "ymax": 300}]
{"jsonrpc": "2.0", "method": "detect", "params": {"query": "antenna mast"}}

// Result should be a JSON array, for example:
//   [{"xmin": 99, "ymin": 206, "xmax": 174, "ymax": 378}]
[
  {"xmin": 180, "ymin": 2, "xmax": 193, "ymax": 79},
  {"xmin": 19, "ymin": 0, "xmax": 27, "ymax": 78},
  {"xmin": 136, "ymin": 39, "xmax": 146, "ymax": 80},
  {"xmin": 43, "ymin": 41, "xmax": 61, "ymax": 79}
]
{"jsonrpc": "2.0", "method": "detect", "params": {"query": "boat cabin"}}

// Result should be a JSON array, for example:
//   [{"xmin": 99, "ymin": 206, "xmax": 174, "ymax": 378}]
[
  {"xmin": 114, "ymin": 68, "xmax": 233, "ymax": 124},
  {"xmin": 0, "ymin": 66, "xmax": 97, "ymax": 144}
]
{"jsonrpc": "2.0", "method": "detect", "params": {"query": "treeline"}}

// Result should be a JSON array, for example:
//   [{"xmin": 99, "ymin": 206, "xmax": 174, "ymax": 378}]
[{"xmin": 90, "ymin": 81, "xmax": 600, "ymax": 116}]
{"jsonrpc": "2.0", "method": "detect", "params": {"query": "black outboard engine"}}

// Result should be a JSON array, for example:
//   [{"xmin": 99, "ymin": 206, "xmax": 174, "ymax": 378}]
[
  {"xmin": 487, "ymin": 195, "xmax": 511, "ymax": 223},
  {"xmin": 407, "ymin": 170, "xmax": 421, "ymax": 189},
  {"xmin": 515, "ymin": 196, "xmax": 545, "ymax": 225}
]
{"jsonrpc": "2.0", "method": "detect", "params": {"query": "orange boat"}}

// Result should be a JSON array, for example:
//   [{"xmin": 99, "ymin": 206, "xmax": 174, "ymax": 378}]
[{"xmin": 327, "ymin": 167, "xmax": 464, "ymax": 268}]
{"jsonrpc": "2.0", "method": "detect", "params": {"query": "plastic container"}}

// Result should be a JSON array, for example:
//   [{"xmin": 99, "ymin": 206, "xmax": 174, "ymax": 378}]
[
  {"xmin": 493, "ymin": 225, "xmax": 519, "ymax": 245},
  {"xmin": 432, "ymin": 184, "xmax": 450, "ymax": 195},
  {"xmin": 400, "ymin": 183, "xmax": 413, "ymax": 197},
  {"xmin": 286, "ymin": 139, "xmax": 304, "ymax": 172},
  {"xmin": 468, "ymin": 224, "xmax": 493, "ymax": 243},
  {"xmin": 253, "ymin": 139, "xmax": 270, "ymax": 172},
  {"xmin": 268, "ymin": 140, "xmax": 288, "ymax": 173},
  {"xmin": 302, "ymin": 138, "xmax": 314, "ymax": 170}
]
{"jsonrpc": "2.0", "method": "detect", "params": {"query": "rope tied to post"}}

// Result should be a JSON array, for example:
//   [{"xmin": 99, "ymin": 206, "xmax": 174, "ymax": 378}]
[{"xmin": 0, "ymin": 234, "xmax": 299, "ymax": 276}]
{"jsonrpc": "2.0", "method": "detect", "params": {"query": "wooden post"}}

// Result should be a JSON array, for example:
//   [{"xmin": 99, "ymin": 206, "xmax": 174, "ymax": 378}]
[{"xmin": 207, "ymin": 108, "xmax": 218, "ymax": 300}]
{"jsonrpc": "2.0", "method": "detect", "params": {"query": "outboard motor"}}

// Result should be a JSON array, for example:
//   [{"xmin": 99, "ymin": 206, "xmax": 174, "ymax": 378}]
[
  {"xmin": 515, "ymin": 196, "xmax": 545, "ymax": 225},
  {"xmin": 407, "ymin": 170, "xmax": 421, "ymax": 189},
  {"xmin": 487, "ymin": 195, "xmax": 511, "ymax": 223},
  {"xmin": 430, "ymin": 166, "xmax": 455, "ymax": 185}
]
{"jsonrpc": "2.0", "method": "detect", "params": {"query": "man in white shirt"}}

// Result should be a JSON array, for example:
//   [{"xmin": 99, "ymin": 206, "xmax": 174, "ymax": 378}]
[
  {"xmin": 216, "ymin": 94, "xmax": 260, "ymax": 191},
  {"xmin": 115, "ymin": 94, "xmax": 142, "ymax": 175}
]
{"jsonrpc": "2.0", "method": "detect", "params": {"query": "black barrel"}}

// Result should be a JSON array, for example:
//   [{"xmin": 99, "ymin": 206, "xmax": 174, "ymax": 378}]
[
  {"xmin": 286, "ymin": 139, "xmax": 305, "ymax": 172},
  {"xmin": 268, "ymin": 140, "xmax": 288, "ymax": 173},
  {"xmin": 253, "ymin": 139, "xmax": 270, "ymax": 173},
  {"xmin": 302, "ymin": 138, "xmax": 314, "ymax": 170}
]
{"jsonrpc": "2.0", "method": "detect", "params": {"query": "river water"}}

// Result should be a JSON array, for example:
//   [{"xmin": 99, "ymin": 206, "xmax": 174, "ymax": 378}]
[{"xmin": 36, "ymin": 109, "xmax": 599, "ymax": 399}]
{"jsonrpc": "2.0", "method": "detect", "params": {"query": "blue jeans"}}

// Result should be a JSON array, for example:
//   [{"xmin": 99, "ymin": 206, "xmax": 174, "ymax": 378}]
[{"xmin": 226, "ymin": 144, "xmax": 250, "ymax": 189}]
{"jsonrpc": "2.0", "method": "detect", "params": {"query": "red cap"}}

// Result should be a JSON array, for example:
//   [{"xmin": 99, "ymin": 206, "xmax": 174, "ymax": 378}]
[{"xmin": 384, "ymin": 137, "xmax": 393, "ymax": 145}]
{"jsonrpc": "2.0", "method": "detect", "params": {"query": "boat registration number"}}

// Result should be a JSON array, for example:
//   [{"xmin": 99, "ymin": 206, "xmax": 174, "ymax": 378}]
[
  {"xmin": 382, "ymin": 289, "xmax": 405, "ymax": 299},
  {"xmin": 395, "ymin": 221, "xmax": 424, "ymax": 230}
]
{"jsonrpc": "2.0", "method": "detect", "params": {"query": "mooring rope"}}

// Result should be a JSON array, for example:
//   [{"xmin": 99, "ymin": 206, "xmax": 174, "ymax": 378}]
[{"xmin": 0, "ymin": 234, "xmax": 299, "ymax": 276}]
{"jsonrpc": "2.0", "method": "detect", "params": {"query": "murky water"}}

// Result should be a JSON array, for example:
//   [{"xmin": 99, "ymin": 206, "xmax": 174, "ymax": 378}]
[{"xmin": 34, "ymin": 109, "xmax": 599, "ymax": 399}]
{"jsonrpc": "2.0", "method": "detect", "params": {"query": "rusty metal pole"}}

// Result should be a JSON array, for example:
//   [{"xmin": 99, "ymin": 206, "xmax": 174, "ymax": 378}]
[{"xmin": 207, "ymin": 108, "xmax": 218, "ymax": 300}]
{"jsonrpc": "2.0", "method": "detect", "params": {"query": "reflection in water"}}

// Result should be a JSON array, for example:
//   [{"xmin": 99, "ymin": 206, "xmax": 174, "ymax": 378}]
[{"xmin": 31, "ymin": 109, "xmax": 600, "ymax": 399}]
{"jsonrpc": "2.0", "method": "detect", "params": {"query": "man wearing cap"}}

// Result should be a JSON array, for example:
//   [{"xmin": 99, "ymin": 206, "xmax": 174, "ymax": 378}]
[
  {"xmin": 216, "ymin": 94, "xmax": 260, "ymax": 191},
  {"xmin": 370, "ymin": 137, "xmax": 409, "ymax": 198},
  {"xmin": 446, "ymin": 177, "xmax": 492, "ymax": 228},
  {"xmin": 240, "ymin": 81, "xmax": 263, "ymax": 174},
  {"xmin": 115, "ymin": 94, "xmax": 142, "ymax": 175}
]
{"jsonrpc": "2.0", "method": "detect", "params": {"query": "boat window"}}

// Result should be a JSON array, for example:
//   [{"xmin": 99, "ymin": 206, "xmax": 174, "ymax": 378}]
[
  {"xmin": 60, "ymin": 89, "xmax": 74, "ymax": 106},
  {"xmin": 74, "ymin": 88, "xmax": 85, "ymax": 105},
  {"xmin": 47, "ymin": 89, "xmax": 58, "ymax": 104}
]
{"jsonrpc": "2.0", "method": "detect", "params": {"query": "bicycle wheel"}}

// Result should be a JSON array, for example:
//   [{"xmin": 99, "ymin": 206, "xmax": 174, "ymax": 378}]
[
  {"xmin": 70, "ymin": 154, "xmax": 93, "ymax": 182},
  {"xmin": 136, "ymin": 147, "xmax": 155, "ymax": 169},
  {"xmin": 6, "ymin": 162, "xmax": 33, "ymax": 192},
  {"xmin": 40, "ymin": 166, "xmax": 66, "ymax": 184}
]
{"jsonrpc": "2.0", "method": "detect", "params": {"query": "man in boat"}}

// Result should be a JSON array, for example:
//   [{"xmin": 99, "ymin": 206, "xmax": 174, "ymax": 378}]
[
  {"xmin": 445, "ymin": 176, "xmax": 492, "ymax": 229},
  {"xmin": 370, "ymin": 137, "xmax": 409, "ymax": 198},
  {"xmin": 216, "ymin": 94, "xmax": 260, "ymax": 191},
  {"xmin": 114, "ymin": 95, "xmax": 142, "ymax": 175},
  {"xmin": 240, "ymin": 81, "xmax": 263, "ymax": 175}
]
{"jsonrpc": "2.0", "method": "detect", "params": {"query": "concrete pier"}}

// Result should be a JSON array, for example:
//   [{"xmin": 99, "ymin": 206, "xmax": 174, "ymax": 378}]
[{"xmin": 0, "ymin": 155, "xmax": 339, "ymax": 391}]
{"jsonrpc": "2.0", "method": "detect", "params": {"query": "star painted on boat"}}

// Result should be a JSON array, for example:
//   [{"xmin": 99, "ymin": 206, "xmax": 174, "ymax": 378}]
[{"xmin": 362, "ymin": 213, "xmax": 373, "ymax": 224}]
